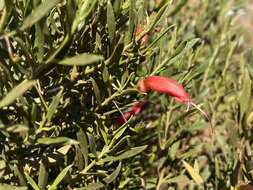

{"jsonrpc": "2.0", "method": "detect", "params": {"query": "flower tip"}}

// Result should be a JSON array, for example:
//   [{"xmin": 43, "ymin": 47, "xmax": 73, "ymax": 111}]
[{"xmin": 137, "ymin": 79, "xmax": 147, "ymax": 92}]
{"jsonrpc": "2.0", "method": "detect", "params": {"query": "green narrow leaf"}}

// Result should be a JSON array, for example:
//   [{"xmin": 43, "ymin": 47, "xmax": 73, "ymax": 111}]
[
  {"xmin": 58, "ymin": 53, "xmax": 104, "ymax": 66},
  {"xmin": 169, "ymin": 141, "xmax": 180, "ymax": 160},
  {"xmin": 38, "ymin": 159, "xmax": 48, "ymax": 190},
  {"xmin": 128, "ymin": 0, "xmax": 136, "ymax": 41},
  {"xmin": 87, "ymin": 133, "xmax": 98, "ymax": 158},
  {"xmin": 20, "ymin": 0, "xmax": 60, "ymax": 31},
  {"xmin": 37, "ymin": 137, "xmax": 79, "ymax": 145},
  {"xmin": 144, "ymin": 24, "xmax": 175, "ymax": 53},
  {"xmin": 75, "ymin": 144, "xmax": 85, "ymax": 170},
  {"xmin": 120, "ymin": 69, "xmax": 129, "ymax": 86},
  {"xmin": 107, "ymin": 35, "xmax": 124, "ymax": 65},
  {"xmin": 112, "ymin": 125, "xmax": 127, "ymax": 142},
  {"xmin": 103, "ymin": 162, "xmax": 121, "ymax": 184},
  {"xmin": 34, "ymin": 22, "xmax": 45, "ymax": 62},
  {"xmin": 0, "ymin": 184, "xmax": 27, "ymax": 190},
  {"xmin": 239, "ymin": 67, "xmax": 251, "ymax": 123},
  {"xmin": 46, "ymin": 89, "xmax": 63, "ymax": 123},
  {"xmin": 101, "ymin": 145, "xmax": 147, "ymax": 162},
  {"xmin": 183, "ymin": 161, "xmax": 204, "ymax": 185},
  {"xmin": 108, "ymin": 135, "xmax": 130, "ymax": 154},
  {"xmin": 6, "ymin": 124, "xmax": 29, "ymax": 133},
  {"xmin": 0, "ymin": 0, "xmax": 12, "ymax": 32},
  {"xmin": 167, "ymin": 0, "xmax": 187, "ymax": 17},
  {"xmin": 90, "ymin": 77, "xmax": 101, "ymax": 103},
  {"xmin": 146, "ymin": 2, "xmax": 169, "ymax": 33},
  {"xmin": 48, "ymin": 164, "xmax": 72, "ymax": 190},
  {"xmin": 71, "ymin": 0, "xmax": 97, "ymax": 34},
  {"xmin": 166, "ymin": 175, "xmax": 188, "ymax": 184},
  {"xmin": 107, "ymin": 0, "xmax": 116, "ymax": 43},
  {"xmin": 113, "ymin": 0, "xmax": 122, "ymax": 16},
  {"xmin": 0, "ymin": 159, "xmax": 6, "ymax": 179},
  {"xmin": 13, "ymin": 164, "xmax": 27, "ymax": 186},
  {"xmin": 81, "ymin": 162, "xmax": 121, "ymax": 190},
  {"xmin": 98, "ymin": 125, "xmax": 108, "ymax": 145},
  {"xmin": 0, "ymin": 80, "xmax": 36, "ymax": 108},
  {"xmin": 102, "ymin": 66, "xmax": 109, "ymax": 83},
  {"xmin": 77, "ymin": 130, "xmax": 89, "ymax": 168},
  {"xmin": 32, "ymin": 0, "xmax": 44, "ymax": 62},
  {"xmin": 24, "ymin": 172, "xmax": 40, "ymax": 190},
  {"xmin": 151, "ymin": 38, "xmax": 200, "ymax": 75}
]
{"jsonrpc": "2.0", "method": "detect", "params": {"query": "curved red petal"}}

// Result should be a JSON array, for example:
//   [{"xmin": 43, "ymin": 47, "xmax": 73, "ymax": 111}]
[{"xmin": 138, "ymin": 76, "xmax": 191, "ymax": 103}]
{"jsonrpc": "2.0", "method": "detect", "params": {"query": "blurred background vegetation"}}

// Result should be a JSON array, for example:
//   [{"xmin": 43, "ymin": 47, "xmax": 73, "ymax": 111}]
[{"xmin": 0, "ymin": 0, "xmax": 252, "ymax": 189}]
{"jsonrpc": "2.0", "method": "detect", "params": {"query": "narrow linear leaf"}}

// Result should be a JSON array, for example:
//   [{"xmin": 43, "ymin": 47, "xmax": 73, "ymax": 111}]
[
  {"xmin": 46, "ymin": 89, "xmax": 63, "ymax": 123},
  {"xmin": 13, "ymin": 164, "xmax": 27, "ymax": 186},
  {"xmin": 71, "ymin": 0, "xmax": 97, "ymax": 34},
  {"xmin": 81, "ymin": 162, "xmax": 121, "ymax": 190},
  {"xmin": 239, "ymin": 67, "xmax": 251, "ymax": 122},
  {"xmin": 0, "ymin": 0, "xmax": 13, "ymax": 33},
  {"xmin": 112, "ymin": 125, "xmax": 127, "ymax": 142},
  {"xmin": 48, "ymin": 164, "xmax": 72, "ymax": 190},
  {"xmin": 24, "ymin": 172, "xmax": 40, "ymax": 190},
  {"xmin": 144, "ymin": 24, "xmax": 175, "ymax": 52},
  {"xmin": 38, "ymin": 159, "xmax": 48, "ymax": 190},
  {"xmin": 128, "ymin": 0, "xmax": 136, "ymax": 41},
  {"xmin": 58, "ymin": 53, "xmax": 104, "ymax": 66},
  {"xmin": 6, "ymin": 124, "xmax": 29, "ymax": 133},
  {"xmin": 34, "ymin": 22, "xmax": 45, "ymax": 62},
  {"xmin": 37, "ymin": 137, "xmax": 79, "ymax": 145},
  {"xmin": 0, "ymin": 80, "xmax": 36, "ymax": 108},
  {"xmin": 78, "ymin": 183, "xmax": 103, "ymax": 190},
  {"xmin": 0, "ymin": 159, "xmax": 6, "ymax": 179},
  {"xmin": 103, "ymin": 162, "xmax": 121, "ymax": 184},
  {"xmin": 20, "ymin": 0, "xmax": 60, "ymax": 31},
  {"xmin": 152, "ymin": 38, "xmax": 200, "ymax": 75},
  {"xmin": 146, "ymin": 2, "xmax": 170, "ymax": 33},
  {"xmin": 183, "ymin": 161, "xmax": 204, "ymax": 185},
  {"xmin": 90, "ymin": 77, "xmax": 101, "ymax": 103},
  {"xmin": 0, "ymin": 184, "xmax": 27, "ymax": 190},
  {"xmin": 98, "ymin": 125, "xmax": 108, "ymax": 145},
  {"xmin": 101, "ymin": 145, "xmax": 147, "ymax": 162},
  {"xmin": 102, "ymin": 66, "xmax": 109, "ymax": 82},
  {"xmin": 88, "ymin": 133, "xmax": 98, "ymax": 158},
  {"xmin": 113, "ymin": 0, "xmax": 122, "ymax": 16},
  {"xmin": 108, "ymin": 135, "xmax": 130, "ymax": 153},
  {"xmin": 107, "ymin": 0, "xmax": 116, "ymax": 43},
  {"xmin": 167, "ymin": 175, "xmax": 188, "ymax": 184},
  {"xmin": 77, "ymin": 130, "xmax": 89, "ymax": 168}
]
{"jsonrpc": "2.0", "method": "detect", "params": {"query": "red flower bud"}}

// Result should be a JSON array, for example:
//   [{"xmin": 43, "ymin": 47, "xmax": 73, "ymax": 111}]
[
  {"xmin": 131, "ymin": 102, "xmax": 142, "ymax": 115},
  {"xmin": 154, "ymin": 26, "xmax": 161, "ymax": 33},
  {"xmin": 137, "ymin": 76, "xmax": 191, "ymax": 104},
  {"xmin": 115, "ymin": 102, "xmax": 143, "ymax": 126},
  {"xmin": 116, "ymin": 111, "xmax": 133, "ymax": 126},
  {"xmin": 135, "ymin": 24, "xmax": 149, "ymax": 46}
]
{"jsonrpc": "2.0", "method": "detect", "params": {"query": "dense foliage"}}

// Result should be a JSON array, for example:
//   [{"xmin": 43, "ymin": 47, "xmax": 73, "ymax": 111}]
[{"xmin": 0, "ymin": 0, "xmax": 252, "ymax": 189}]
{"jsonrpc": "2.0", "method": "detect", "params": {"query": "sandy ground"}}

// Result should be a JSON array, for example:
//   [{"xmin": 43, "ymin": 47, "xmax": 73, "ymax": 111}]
[{"xmin": 238, "ymin": 0, "xmax": 253, "ymax": 45}]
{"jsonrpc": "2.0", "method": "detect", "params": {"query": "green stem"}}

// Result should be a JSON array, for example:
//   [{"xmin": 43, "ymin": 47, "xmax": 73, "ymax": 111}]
[{"xmin": 35, "ymin": 82, "xmax": 48, "ymax": 112}]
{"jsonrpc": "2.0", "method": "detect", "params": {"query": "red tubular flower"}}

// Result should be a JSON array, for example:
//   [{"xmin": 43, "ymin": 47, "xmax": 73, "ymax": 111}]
[
  {"xmin": 137, "ymin": 76, "xmax": 213, "ymax": 130},
  {"xmin": 137, "ymin": 76, "xmax": 191, "ymax": 104},
  {"xmin": 116, "ymin": 111, "xmax": 133, "ymax": 126},
  {"xmin": 130, "ymin": 102, "xmax": 142, "ymax": 115},
  {"xmin": 115, "ymin": 102, "xmax": 143, "ymax": 126}
]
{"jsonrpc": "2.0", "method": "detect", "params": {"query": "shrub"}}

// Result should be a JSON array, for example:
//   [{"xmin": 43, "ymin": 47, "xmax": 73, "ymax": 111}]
[{"xmin": 0, "ymin": 0, "xmax": 252, "ymax": 189}]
